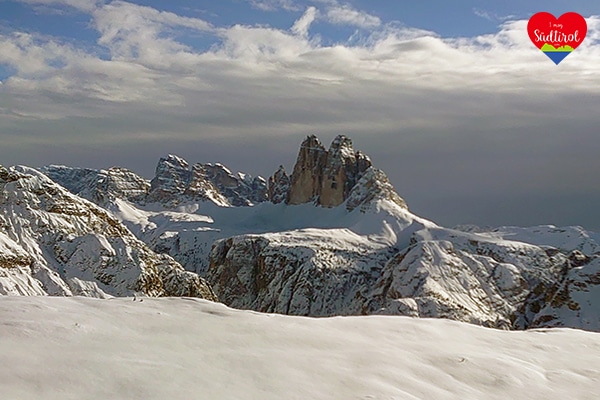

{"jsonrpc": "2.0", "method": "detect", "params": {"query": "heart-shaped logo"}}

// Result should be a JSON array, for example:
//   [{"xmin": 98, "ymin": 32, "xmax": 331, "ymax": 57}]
[{"xmin": 527, "ymin": 12, "xmax": 587, "ymax": 65}]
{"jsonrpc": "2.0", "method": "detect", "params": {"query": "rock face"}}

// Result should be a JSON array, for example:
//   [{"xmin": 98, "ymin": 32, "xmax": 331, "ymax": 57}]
[
  {"xmin": 46, "ymin": 156, "xmax": 270, "ymax": 209},
  {"xmin": 206, "ymin": 225, "xmax": 595, "ymax": 329},
  {"xmin": 148, "ymin": 155, "xmax": 230, "ymax": 207},
  {"xmin": 320, "ymin": 136, "xmax": 368, "ymax": 207},
  {"xmin": 201, "ymin": 163, "xmax": 268, "ymax": 206},
  {"xmin": 267, "ymin": 166, "xmax": 290, "ymax": 204},
  {"xmin": 287, "ymin": 135, "xmax": 327, "ymax": 205},
  {"xmin": 346, "ymin": 167, "xmax": 408, "ymax": 212},
  {"xmin": 517, "ymin": 251, "xmax": 600, "ymax": 331},
  {"xmin": 282, "ymin": 134, "xmax": 406, "ymax": 210},
  {"xmin": 148, "ymin": 155, "xmax": 268, "ymax": 207},
  {"xmin": 286, "ymin": 135, "xmax": 374, "ymax": 208},
  {"xmin": 0, "ymin": 165, "xmax": 216, "ymax": 300},
  {"xmin": 41, "ymin": 165, "xmax": 150, "ymax": 206},
  {"xmin": 207, "ymin": 231, "xmax": 396, "ymax": 316}
]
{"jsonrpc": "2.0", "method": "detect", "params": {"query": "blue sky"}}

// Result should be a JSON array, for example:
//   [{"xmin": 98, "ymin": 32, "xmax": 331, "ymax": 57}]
[{"xmin": 1, "ymin": 0, "xmax": 600, "ymax": 229}]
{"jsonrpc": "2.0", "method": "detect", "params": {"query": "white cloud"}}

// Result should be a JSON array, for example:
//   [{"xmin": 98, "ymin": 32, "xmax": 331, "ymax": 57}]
[
  {"xmin": 16, "ymin": 0, "xmax": 101, "ymax": 12},
  {"xmin": 473, "ymin": 8, "xmax": 493, "ymax": 21},
  {"xmin": 325, "ymin": 4, "xmax": 381, "ymax": 29},
  {"xmin": 1, "ymin": 2, "xmax": 600, "ymax": 144},
  {"xmin": 291, "ymin": 6, "xmax": 318, "ymax": 37},
  {"xmin": 473, "ymin": 8, "xmax": 518, "ymax": 23},
  {"xmin": 0, "ymin": 32, "xmax": 80, "ymax": 77},
  {"xmin": 91, "ymin": 1, "xmax": 212, "ymax": 68},
  {"xmin": 246, "ymin": 0, "xmax": 300, "ymax": 12}
]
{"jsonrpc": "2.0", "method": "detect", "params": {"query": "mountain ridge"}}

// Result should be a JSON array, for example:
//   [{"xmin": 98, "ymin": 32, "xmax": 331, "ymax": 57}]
[
  {"xmin": 2, "ymin": 135, "xmax": 599, "ymax": 331},
  {"xmin": 0, "ymin": 165, "xmax": 216, "ymax": 300}
]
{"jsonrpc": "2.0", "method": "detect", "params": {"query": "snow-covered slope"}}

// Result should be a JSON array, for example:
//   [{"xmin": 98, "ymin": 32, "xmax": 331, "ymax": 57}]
[
  {"xmin": 0, "ymin": 165, "xmax": 216, "ymax": 300},
  {"xmin": 1, "ymin": 296, "xmax": 598, "ymax": 400},
  {"xmin": 474, "ymin": 225, "xmax": 600, "ymax": 256}
]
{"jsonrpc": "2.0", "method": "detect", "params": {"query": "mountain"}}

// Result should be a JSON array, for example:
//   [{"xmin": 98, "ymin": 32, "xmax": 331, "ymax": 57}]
[
  {"xmin": 42, "ymin": 155, "xmax": 268, "ymax": 208},
  {"xmin": 40, "ymin": 165, "xmax": 150, "ymax": 207},
  {"xmin": 5, "ymin": 134, "xmax": 598, "ymax": 331},
  {"xmin": 0, "ymin": 165, "xmax": 216, "ymax": 300},
  {"xmin": 286, "ymin": 134, "xmax": 374, "ymax": 208}
]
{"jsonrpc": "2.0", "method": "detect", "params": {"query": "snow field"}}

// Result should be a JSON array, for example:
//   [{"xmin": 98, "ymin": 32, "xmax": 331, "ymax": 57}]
[{"xmin": 1, "ymin": 296, "xmax": 598, "ymax": 400}]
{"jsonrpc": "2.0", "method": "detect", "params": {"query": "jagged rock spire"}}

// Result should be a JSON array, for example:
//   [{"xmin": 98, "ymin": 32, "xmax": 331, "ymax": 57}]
[
  {"xmin": 287, "ymin": 135, "xmax": 327, "ymax": 205},
  {"xmin": 268, "ymin": 165, "xmax": 290, "ymax": 204},
  {"xmin": 285, "ymin": 134, "xmax": 376, "ymax": 208}
]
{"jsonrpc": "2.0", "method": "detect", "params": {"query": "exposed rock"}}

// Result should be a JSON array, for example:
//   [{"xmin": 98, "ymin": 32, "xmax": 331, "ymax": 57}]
[
  {"xmin": 319, "ymin": 135, "xmax": 356, "ymax": 207},
  {"xmin": 45, "ymin": 157, "xmax": 268, "ymax": 210},
  {"xmin": 207, "ymin": 231, "xmax": 394, "ymax": 316},
  {"xmin": 200, "ymin": 163, "xmax": 268, "ymax": 206},
  {"xmin": 145, "ymin": 155, "xmax": 267, "ymax": 207},
  {"xmin": 372, "ymin": 240, "xmax": 532, "ymax": 328},
  {"xmin": 267, "ymin": 165, "xmax": 290, "ymax": 204},
  {"xmin": 346, "ymin": 167, "xmax": 408, "ymax": 212},
  {"xmin": 148, "ymin": 155, "xmax": 229, "ymax": 207},
  {"xmin": 0, "ymin": 165, "xmax": 19, "ymax": 183},
  {"xmin": 286, "ymin": 135, "xmax": 374, "ymax": 208},
  {"xmin": 518, "ymin": 251, "xmax": 600, "ymax": 330},
  {"xmin": 206, "ymin": 224, "xmax": 593, "ymax": 330},
  {"xmin": 0, "ymin": 166, "xmax": 216, "ymax": 300},
  {"xmin": 41, "ymin": 165, "xmax": 150, "ymax": 206},
  {"xmin": 287, "ymin": 135, "xmax": 327, "ymax": 205}
]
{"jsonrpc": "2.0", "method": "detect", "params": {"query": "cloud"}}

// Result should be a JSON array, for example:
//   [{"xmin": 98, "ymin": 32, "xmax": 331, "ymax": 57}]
[
  {"xmin": 473, "ymin": 8, "xmax": 517, "ymax": 23},
  {"xmin": 1, "ymin": 4, "xmax": 600, "ymax": 130},
  {"xmin": 246, "ymin": 0, "xmax": 300, "ymax": 12},
  {"xmin": 16, "ymin": 0, "xmax": 101, "ymax": 12},
  {"xmin": 324, "ymin": 4, "xmax": 381, "ymax": 29},
  {"xmin": 291, "ymin": 6, "xmax": 317, "ymax": 37},
  {"xmin": 91, "ymin": 0, "xmax": 212, "ymax": 65},
  {"xmin": 1, "ymin": 9, "xmax": 598, "ymax": 162},
  {"xmin": 473, "ymin": 8, "xmax": 493, "ymax": 21}
]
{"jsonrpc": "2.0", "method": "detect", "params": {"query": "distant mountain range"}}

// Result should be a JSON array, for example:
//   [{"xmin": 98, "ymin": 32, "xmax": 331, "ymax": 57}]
[{"xmin": 1, "ymin": 135, "xmax": 599, "ymax": 331}]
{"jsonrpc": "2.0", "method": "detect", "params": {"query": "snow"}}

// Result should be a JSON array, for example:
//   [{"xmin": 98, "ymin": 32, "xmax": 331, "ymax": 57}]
[
  {"xmin": 488, "ymin": 225, "xmax": 600, "ymax": 255},
  {"xmin": 110, "ymin": 194, "xmax": 435, "ymax": 275},
  {"xmin": 0, "ymin": 296, "xmax": 598, "ymax": 400}
]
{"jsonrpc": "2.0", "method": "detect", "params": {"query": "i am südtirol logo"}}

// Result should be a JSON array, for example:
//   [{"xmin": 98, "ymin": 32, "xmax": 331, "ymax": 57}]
[{"xmin": 527, "ymin": 12, "xmax": 587, "ymax": 65}]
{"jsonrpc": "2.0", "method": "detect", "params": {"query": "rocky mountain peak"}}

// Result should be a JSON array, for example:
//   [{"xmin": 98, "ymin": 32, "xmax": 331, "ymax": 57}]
[
  {"xmin": 284, "ymin": 134, "xmax": 408, "ymax": 209},
  {"xmin": 149, "ymin": 155, "xmax": 195, "ymax": 203},
  {"xmin": 200, "ymin": 163, "xmax": 268, "ymax": 206},
  {"xmin": 328, "ymin": 134, "xmax": 355, "ymax": 159},
  {"xmin": 320, "ymin": 135, "xmax": 370, "ymax": 207},
  {"xmin": 148, "ymin": 156, "xmax": 228, "ymax": 207},
  {"xmin": 268, "ymin": 165, "xmax": 290, "ymax": 204},
  {"xmin": 346, "ymin": 167, "xmax": 408, "ymax": 211},
  {"xmin": 287, "ymin": 135, "xmax": 328, "ymax": 205},
  {"xmin": 162, "ymin": 154, "xmax": 190, "ymax": 170},
  {"xmin": 0, "ymin": 165, "xmax": 19, "ymax": 183},
  {"xmin": 41, "ymin": 165, "xmax": 150, "ymax": 206},
  {"xmin": 148, "ymin": 155, "xmax": 268, "ymax": 207},
  {"xmin": 0, "ymin": 165, "xmax": 216, "ymax": 299}
]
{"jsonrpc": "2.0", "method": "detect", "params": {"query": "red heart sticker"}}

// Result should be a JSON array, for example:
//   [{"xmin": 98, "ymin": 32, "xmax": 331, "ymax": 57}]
[{"xmin": 527, "ymin": 12, "xmax": 587, "ymax": 64}]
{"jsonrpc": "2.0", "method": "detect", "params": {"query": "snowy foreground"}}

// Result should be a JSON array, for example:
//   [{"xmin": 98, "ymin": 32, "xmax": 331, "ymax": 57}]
[{"xmin": 1, "ymin": 297, "xmax": 599, "ymax": 400}]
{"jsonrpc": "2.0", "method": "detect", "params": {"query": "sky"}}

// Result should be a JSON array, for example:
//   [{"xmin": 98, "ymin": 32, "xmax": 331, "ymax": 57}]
[{"xmin": 1, "ymin": 0, "xmax": 600, "ymax": 230}]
